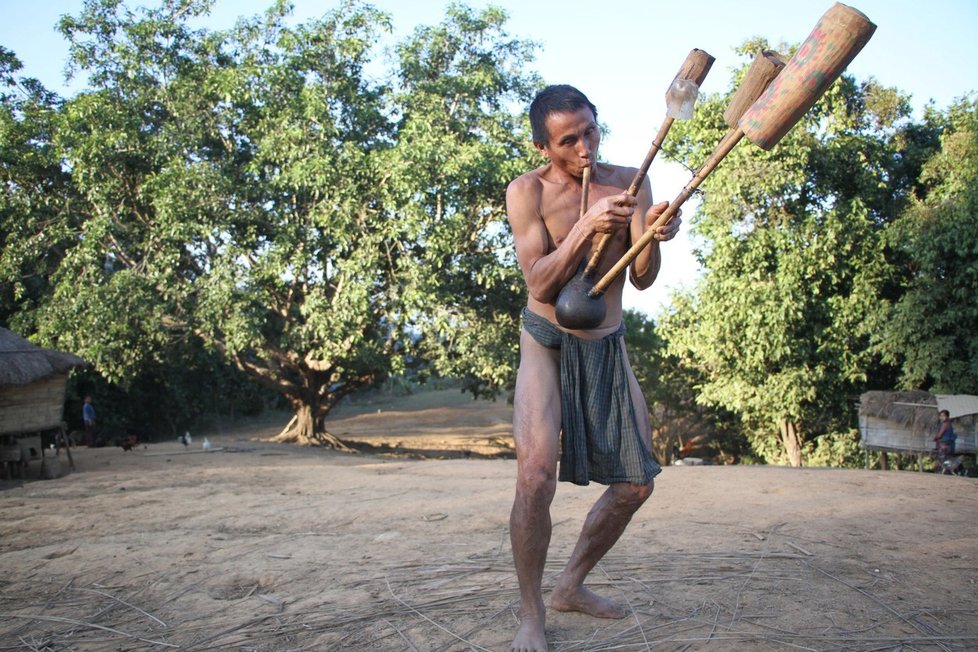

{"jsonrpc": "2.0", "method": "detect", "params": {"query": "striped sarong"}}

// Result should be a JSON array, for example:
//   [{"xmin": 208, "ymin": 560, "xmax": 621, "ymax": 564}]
[{"xmin": 521, "ymin": 308, "xmax": 661, "ymax": 486}]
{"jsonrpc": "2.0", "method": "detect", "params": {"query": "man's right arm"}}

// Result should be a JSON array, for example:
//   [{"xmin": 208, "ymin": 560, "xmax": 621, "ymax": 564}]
[{"xmin": 506, "ymin": 175, "xmax": 592, "ymax": 305}]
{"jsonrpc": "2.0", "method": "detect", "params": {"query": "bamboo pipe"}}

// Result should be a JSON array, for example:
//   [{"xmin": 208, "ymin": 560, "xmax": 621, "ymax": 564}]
[
  {"xmin": 579, "ymin": 164, "xmax": 591, "ymax": 224},
  {"xmin": 583, "ymin": 49, "xmax": 715, "ymax": 278}
]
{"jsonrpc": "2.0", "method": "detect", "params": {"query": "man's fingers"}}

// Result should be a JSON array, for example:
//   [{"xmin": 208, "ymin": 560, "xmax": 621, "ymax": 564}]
[
  {"xmin": 614, "ymin": 193, "xmax": 638, "ymax": 206},
  {"xmin": 648, "ymin": 200, "xmax": 670, "ymax": 216},
  {"xmin": 648, "ymin": 205, "xmax": 681, "ymax": 226},
  {"xmin": 654, "ymin": 213, "xmax": 682, "ymax": 241}
]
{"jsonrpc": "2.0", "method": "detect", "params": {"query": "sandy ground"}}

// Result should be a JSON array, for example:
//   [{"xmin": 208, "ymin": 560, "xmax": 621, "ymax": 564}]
[{"xmin": 1, "ymin": 389, "xmax": 976, "ymax": 651}]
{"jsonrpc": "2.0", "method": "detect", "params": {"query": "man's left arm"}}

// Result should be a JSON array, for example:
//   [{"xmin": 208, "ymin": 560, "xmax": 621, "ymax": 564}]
[{"xmin": 628, "ymin": 179, "xmax": 681, "ymax": 290}]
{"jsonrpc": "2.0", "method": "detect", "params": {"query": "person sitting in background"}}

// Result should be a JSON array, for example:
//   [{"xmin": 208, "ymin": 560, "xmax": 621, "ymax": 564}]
[{"xmin": 933, "ymin": 409, "xmax": 956, "ymax": 457}]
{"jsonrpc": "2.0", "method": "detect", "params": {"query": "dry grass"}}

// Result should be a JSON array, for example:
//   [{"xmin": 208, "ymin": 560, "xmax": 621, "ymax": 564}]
[{"xmin": 1, "ymin": 390, "xmax": 976, "ymax": 651}]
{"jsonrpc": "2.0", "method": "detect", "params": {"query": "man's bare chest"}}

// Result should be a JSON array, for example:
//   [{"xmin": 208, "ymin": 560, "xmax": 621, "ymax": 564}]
[{"xmin": 540, "ymin": 182, "xmax": 631, "ymax": 253}]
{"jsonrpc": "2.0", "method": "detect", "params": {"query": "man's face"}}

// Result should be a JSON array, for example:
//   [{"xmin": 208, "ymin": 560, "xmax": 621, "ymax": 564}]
[{"xmin": 536, "ymin": 106, "xmax": 599, "ymax": 177}]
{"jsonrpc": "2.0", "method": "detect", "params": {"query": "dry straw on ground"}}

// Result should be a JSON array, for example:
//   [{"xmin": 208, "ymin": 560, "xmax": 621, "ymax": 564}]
[{"xmin": 1, "ymin": 389, "xmax": 976, "ymax": 651}]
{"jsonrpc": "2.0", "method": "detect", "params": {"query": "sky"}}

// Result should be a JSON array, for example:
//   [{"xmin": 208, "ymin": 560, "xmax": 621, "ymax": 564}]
[{"xmin": 2, "ymin": 0, "xmax": 976, "ymax": 317}]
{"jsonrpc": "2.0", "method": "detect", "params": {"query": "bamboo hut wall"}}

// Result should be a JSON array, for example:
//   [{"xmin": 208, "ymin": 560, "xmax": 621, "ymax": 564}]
[
  {"xmin": 0, "ymin": 375, "xmax": 68, "ymax": 435},
  {"xmin": 860, "ymin": 414, "xmax": 978, "ymax": 454},
  {"xmin": 859, "ymin": 390, "xmax": 936, "ymax": 438}
]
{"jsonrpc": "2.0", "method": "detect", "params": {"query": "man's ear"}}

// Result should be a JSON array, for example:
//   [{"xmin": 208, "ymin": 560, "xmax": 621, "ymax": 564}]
[{"xmin": 533, "ymin": 142, "xmax": 549, "ymax": 159}]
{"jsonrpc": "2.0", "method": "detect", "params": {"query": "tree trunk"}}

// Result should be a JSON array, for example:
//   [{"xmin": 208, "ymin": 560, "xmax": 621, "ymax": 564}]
[
  {"xmin": 779, "ymin": 418, "xmax": 803, "ymax": 467},
  {"xmin": 271, "ymin": 401, "xmax": 354, "ymax": 451}
]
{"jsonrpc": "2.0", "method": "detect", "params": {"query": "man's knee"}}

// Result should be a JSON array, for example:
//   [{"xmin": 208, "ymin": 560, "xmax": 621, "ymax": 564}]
[
  {"xmin": 516, "ymin": 464, "xmax": 558, "ymax": 501},
  {"xmin": 611, "ymin": 479, "xmax": 655, "ymax": 508}
]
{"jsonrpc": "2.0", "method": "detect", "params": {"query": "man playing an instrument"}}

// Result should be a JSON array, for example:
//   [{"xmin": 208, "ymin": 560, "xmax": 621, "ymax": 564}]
[{"xmin": 505, "ymin": 84, "xmax": 682, "ymax": 652}]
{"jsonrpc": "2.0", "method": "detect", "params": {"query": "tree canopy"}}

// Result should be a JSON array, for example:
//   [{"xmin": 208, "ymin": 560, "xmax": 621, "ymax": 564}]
[
  {"xmin": 872, "ymin": 98, "xmax": 978, "ymax": 394},
  {"xmin": 1, "ymin": 0, "xmax": 540, "ymax": 444}
]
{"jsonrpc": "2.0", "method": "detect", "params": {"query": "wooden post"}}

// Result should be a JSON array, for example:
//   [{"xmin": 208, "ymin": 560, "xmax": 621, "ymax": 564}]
[{"xmin": 57, "ymin": 424, "xmax": 75, "ymax": 471}]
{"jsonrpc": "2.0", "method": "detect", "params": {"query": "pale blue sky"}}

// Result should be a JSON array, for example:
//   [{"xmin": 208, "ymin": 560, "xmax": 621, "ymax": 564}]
[{"xmin": 3, "ymin": 0, "xmax": 976, "ymax": 315}]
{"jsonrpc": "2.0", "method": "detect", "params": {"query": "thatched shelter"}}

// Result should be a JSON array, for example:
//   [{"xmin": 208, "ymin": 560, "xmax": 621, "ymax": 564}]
[
  {"xmin": 0, "ymin": 328, "xmax": 87, "ymax": 476},
  {"xmin": 858, "ymin": 390, "xmax": 978, "ymax": 457}
]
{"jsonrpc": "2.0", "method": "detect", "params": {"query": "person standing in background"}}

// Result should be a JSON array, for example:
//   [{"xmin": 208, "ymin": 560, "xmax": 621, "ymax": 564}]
[{"xmin": 83, "ymin": 395, "xmax": 97, "ymax": 447}]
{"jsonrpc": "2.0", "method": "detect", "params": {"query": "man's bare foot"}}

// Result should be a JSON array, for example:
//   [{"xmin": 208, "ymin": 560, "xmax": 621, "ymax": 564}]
[
  {"xmin": 509, "ymin": 611, "xmax": 547, "ymax": 652},
  {"xmin": 550, "ymin": 585, "xmax": 627, "ymax": 619}
]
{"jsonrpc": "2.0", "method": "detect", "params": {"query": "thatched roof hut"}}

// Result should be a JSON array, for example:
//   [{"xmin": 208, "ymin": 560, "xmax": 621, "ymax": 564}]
[
  {"xmin": 0, "ymin": 329, "xmax": 87, "ymax": 387},
  {"xmin": 0, "ymin": 328, "xmax": 87, "ymax": 436},
  {"xmin": 859, "ymin": 390, "xmax": 937, "ymax": 439},
  {"xmin": 858, "ymin": 390, "xmax": 977, "ymax": 454}
]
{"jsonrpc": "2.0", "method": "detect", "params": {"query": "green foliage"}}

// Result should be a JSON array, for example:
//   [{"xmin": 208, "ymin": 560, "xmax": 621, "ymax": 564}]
[
  {"xmin": 66, "ymin": 335, "xmax": 274, "ymax": 439},
  {"xmin": 1, "ymin": 0, "xmax": 540, "ymax": 443},
  {"xmin": 873, "ymin": 96, "xmax": 978, "ymax": 393},
  {"xmin": 623, "ymin": 310, "xmax": 747, "ymax": 464},
  {"xmin": 0, "ymin": 48, "xmax": 75, "ymax": 328},
  {"xmin": 386, "ymin": 3, "xmax": 540, "ymax": 398},
  {"xmin": 803, "ymin": 429, "xmax": 864, "ymax": 468}
]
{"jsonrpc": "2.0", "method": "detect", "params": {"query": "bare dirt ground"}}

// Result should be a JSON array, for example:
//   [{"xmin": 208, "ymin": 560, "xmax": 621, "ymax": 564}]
[{"xmin": 1, "ymin": 388, "xmax": 976, "ymax": 651}]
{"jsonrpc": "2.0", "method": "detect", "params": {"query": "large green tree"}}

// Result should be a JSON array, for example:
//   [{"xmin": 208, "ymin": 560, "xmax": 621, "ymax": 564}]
[
  {"xmin": 872, "ymin": 97, "xmax": 978, "ymax": 393},
  {"xmin": 0, "ymin": 49, "xmax": 75, "ymax": 327},
  {"xmin": 660, "ymin": 42, "xmax": 933, "ymax": 466},
  {"xmin": 2, "ymin": 45, "xmax": 272, "ymax": 437},
  {"xmin": 2, "ymin": 0, "xmax": 538, "ymax": 446},
  {"xmin": 383, "ymin": 4, "xmax": 539, "ymax": 397}
]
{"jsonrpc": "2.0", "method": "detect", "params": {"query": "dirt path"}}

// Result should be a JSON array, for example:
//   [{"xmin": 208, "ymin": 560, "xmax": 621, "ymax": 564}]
[{"xmin": 1, "ymin": 390, "xmax": 976, "ymax": 651}]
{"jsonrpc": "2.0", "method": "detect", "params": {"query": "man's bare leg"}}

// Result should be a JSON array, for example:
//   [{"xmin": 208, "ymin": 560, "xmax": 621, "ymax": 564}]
[
  {"xmin": 550, "ymin": 480, "xmax": 653, "ymax": 618},
  {"xmin": 509, "ymin": 474, "xmax": 555, "ymax": 651},
  {"xmin": 553, "ymin": 346, "xmax": 656, "ymax": 617},
  {"xmin": 509, "ymin": 331, "xmax": 561, "ymax": 652}
]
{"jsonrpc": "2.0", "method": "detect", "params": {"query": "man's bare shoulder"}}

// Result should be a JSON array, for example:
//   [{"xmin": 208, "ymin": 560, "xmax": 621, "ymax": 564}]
[
  {"xmin": 506, "ymin": 166, "xmax": 551, "ymax": 223},
  {"xmin": 507, "ymin": 165, "xmax": 548, "ymax": 197}
]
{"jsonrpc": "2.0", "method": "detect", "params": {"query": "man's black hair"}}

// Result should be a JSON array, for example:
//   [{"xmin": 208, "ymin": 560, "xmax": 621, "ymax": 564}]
[{"xmin": 529, "ymin": 84, "xmax": 598, "ymax": 146}]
